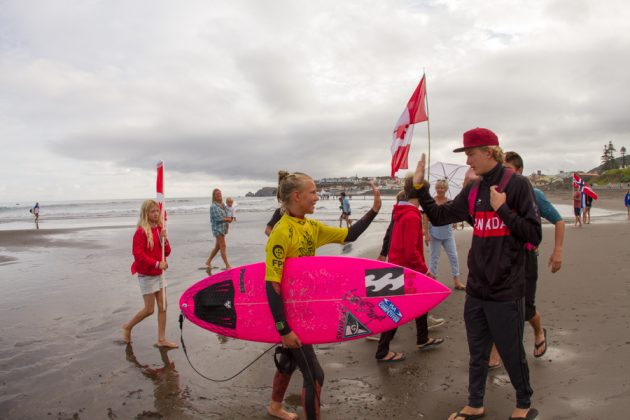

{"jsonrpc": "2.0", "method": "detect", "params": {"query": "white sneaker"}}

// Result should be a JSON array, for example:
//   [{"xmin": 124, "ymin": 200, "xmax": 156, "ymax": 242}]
[{"xmin": 428, "ymin": 315, "xmax": 446, "ymax": 330}]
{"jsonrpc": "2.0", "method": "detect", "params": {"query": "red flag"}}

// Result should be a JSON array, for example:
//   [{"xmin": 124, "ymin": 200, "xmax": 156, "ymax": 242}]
[
  {"xmin": 572, "ymin": 172, "xmax": 598, "ymax": 200},
  {"xmin": 391, "ymin": 75, "xmax": 429, "ymax": 177},
  {"xmin": 156, "ymin": 161, "xmax": 167, "ymax": 224}
]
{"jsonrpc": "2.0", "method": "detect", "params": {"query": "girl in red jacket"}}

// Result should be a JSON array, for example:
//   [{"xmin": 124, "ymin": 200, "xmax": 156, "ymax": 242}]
[
  {"xmin": 375, "ymin": 175, "xmax": 444, "ymax": 362},
  {"xmin": 123, "ymin": 199, "xmax": 177, "ymax": 348}
]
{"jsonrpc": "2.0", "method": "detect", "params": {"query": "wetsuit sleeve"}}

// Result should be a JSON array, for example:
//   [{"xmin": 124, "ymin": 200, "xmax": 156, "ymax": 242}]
[
  {"xmin": 266, "ymin": 282, "xmax": 291, "ymax": 335},
  {"xmin": 266, "ymin": 208, "xmax": 282, "ymax": 228},
  {"xmin": 265, "ymin": 228, "xmax": 291, "ymax": 335},
  {"xmin": 417, "ymin": 183, "xmax": 472, "ymax": 226},
  {"xmin": 379, "ymin": 215, "xmax": 394, "ymax": 258},
  {"xmin": 345, "ymin": 209, "xmax": 378, "ymax": 242},
  {"xmin": 496, "ymin": 177, "xmax": 542, "ymax": 246}
]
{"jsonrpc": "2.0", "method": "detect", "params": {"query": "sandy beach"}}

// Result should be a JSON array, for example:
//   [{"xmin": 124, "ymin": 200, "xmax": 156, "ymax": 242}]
[{"xmin": 1, "ymin": 191, "xmax": 629, "ymax": 419}]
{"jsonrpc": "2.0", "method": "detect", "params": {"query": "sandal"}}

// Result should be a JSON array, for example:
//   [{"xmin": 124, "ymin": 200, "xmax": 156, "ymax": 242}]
[
  {"xmin": 508, "ymin": 407, "xmax": 538, "ymax": 419},
  {"xmin": 449, "ymin": 410, "xmax": 485, "ymax": 419},
  {"xmin": 533, "ymin": 329, "xmax": 547, "ymax": 358},
  {"xmin": 417, "ymin": 337, "xmax": 444, "ymax": 350},
  {"xmin": 377, "ymin": 351, "xmax": 406, "ymax": 363}
]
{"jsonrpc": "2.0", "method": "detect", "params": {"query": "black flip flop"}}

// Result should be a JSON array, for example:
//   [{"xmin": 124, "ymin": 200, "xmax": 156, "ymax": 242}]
[
  {"xmin": 534, "ymin": 329, "xmax": 547, "ymax": 358},
  {"xmin": 450, "ymin": 411, "xmax": 485, "ymax": 419},
  {"xmin": 508, "ymin": 407, "xmax": 538, "ymax": 419},
  {"xmin": 417, "ymin": 337, "xmax": 444, "ymax": 350}
]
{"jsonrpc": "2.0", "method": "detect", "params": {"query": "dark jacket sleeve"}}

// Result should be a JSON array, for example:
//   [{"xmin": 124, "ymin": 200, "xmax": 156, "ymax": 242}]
[
  {"xmin": 417, "ymin": 184, "xmax": 472, "ymax": 226},
  {"xmin": 345, "ymin": 209, "xmax": 378, "ymax": 242},
  {"xmin": 379, "ymin": 215, "xmax": 394, "ymax": 257},
  {"xmin": 496, "ymin": 176, "xmax": 542, "ymax": 246},
  {"xmin": 266, "ymin": 208, "xmax": 282, "ymax": 228}
]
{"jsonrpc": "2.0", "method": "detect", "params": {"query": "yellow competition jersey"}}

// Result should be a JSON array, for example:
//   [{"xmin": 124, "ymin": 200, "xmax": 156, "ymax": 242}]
[{"xmin": 265, "ymin": 213, "xmax": 348, "ymax": 283}]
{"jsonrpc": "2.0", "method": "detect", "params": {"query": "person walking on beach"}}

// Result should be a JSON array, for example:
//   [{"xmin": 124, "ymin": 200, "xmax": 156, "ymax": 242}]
[
  {"xmin": 206, "ymin": 188, "xmax": 233, "ymax": 271},
  {"xmin": 265, "ymin": 171, "xmax": 381, "ymax": 420},
  {"xmin": 625, "ymin": 189, "xmax": 630, "ymax": 219},
  {"xmin": 582, "ymin": 192, "xmax": 593, "ymax": 224},
  {"xmin": 411, "ymin": 128, "xmax": 541, "ymax": 420},
  {"xmin": 488, "ymin": 151, "xmax": 566, "ymax": 369},
  {"xmin": 338, "ymin": 192, "xmax": 352, "ymax": 227},
  {"xmin": 572, "ymin": 187, "xmax": 582, "ymax": 228},
  {"xmin": 123, "ymin": 199, "xmax": 178, "ymax": 348},
  {"xmin": 425, "ymin": 179, "xmax": 466, "ymax": 291},
  {"xmin": 372, "ymin": 177, "xmax": 444, "ymax": 362}
]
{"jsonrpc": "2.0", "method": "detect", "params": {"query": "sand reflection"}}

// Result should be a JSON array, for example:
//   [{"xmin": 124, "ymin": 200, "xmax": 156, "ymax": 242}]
[{"xmin": 125, "ymin": 344, "xmax": 191, "ymax": 418}]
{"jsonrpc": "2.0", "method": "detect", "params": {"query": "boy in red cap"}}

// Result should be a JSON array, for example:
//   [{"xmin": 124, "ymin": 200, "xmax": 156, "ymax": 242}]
[{"xmin": 411, "ymin": 128, "xmax": 541, "ymax": 420}]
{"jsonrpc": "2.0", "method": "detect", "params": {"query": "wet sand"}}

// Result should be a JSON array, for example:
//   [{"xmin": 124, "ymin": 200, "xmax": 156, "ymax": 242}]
[{"xmin": 0, "ymin": 196, "xmax": 629, "ymax": 419}]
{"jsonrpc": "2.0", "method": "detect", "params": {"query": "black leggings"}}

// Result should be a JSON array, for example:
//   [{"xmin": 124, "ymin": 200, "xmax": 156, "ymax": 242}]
[
  {"xmin": 276, "ymin": 344, "xmax": 324, "ymax": 420},
  {"xmin": 375, "ymin": 314, "xmax": 429, "ymax": 359}
]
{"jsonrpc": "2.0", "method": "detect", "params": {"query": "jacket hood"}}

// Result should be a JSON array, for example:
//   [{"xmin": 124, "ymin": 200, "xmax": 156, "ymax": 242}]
[{"xmin": 393, "ymin": 203, "xmax": 420, "ymax": 222}]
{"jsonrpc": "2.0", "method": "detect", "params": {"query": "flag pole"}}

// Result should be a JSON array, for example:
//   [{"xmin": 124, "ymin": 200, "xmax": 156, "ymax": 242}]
[
  {"xmin": 160, "ymin": 162, "xmax": 167, "ymax": 310},
  {"xmin": 424, "ymin": 69, "xmax": 432, "ymax": 185}
]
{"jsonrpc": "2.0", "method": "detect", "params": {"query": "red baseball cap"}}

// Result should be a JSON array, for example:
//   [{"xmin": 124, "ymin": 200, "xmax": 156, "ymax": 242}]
[{"xmin": 453, "ymin": 127, "xmax": 499, "ymax": 152}]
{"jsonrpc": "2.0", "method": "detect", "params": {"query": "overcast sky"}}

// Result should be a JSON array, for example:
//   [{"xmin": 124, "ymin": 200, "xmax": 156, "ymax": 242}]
[{"xmin": 1, "ymin": 0, "xmax": 629, "ymax": 202}]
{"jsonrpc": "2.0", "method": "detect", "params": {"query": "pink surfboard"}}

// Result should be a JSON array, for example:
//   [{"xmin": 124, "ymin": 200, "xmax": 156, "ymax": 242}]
[{"xmin": 179, "ymin": 256, "xmax": 451, "ymax": 345}]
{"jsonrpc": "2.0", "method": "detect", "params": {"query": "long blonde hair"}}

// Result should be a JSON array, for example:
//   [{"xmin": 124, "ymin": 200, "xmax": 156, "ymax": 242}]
[
  {"xmin": 138, "ymin": 199, "xmax": 162, "ymax": 249},
  {"xmin": 277, "ymin": 170, "xmax": 312, "ymax": 211}
]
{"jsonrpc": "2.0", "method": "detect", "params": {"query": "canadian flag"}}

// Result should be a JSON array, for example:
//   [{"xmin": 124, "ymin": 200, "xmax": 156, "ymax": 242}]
[
  {"xmin": 156, "ymin": 161, "xmax": 167, "ymax": 224},
  {"xmin": 391, "ymin": 75, "xmax": 428, "ymax": 177}
]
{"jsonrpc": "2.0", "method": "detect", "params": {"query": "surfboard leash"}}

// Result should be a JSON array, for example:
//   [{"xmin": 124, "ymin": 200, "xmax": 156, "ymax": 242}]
[{"xmin": 178, "ymin": 313, "xmax": 276, "ymax": 383}]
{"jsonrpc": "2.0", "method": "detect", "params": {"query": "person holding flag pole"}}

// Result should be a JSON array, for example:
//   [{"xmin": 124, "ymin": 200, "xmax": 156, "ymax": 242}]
[{"xmin": 122, "ymin": 161, "xmax": 178, "ymax": 348}]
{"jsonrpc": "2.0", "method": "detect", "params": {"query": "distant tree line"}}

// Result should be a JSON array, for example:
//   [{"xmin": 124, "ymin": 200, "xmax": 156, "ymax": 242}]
[{"xmin": 600, "ymin": 141, "xmax": 628, "ymax": 171}]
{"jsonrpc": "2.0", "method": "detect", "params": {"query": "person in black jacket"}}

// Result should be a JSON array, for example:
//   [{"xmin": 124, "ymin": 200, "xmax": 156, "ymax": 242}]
[{"xmin": 411, "ymin": 128, "xmax": 541, "ymax": 420}]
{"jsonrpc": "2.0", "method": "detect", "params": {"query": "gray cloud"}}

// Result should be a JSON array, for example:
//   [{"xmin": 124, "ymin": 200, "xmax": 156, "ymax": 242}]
[{"xmin": 1, "ymin": 0, "xmax": 629, "ymax": 200}]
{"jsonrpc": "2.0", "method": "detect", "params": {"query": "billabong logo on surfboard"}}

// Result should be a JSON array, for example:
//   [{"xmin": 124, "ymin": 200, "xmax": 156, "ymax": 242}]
[
  {"xmin": 365, "ymin": 267, "xmax": 404, "ymax": 297},
  {"xmin": 343, "ymin": 311, "xmax": 371, "ymax": 339}
]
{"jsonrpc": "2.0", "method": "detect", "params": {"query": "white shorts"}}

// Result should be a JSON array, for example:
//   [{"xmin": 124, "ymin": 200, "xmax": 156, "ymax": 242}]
[{"xmin": 138, "ymin": 274, "xmax": 167, "ymax": 295}]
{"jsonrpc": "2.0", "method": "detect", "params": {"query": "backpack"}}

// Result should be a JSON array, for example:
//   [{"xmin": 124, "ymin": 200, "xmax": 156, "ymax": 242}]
[{"xmin": 467, "ymin": 168, "xmax": 515, "ymax": 220}]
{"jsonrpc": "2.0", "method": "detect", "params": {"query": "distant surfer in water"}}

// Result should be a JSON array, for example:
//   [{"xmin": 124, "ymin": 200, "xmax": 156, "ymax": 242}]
[
  {"xmin": 123, "ymin": 199, "xmax": 178, "ymax": 348},
  {"xmin": 31, "ymin": 202, "xmax": 40, "ymax": 222},
  {"xmin": 265, "ymin": 171, "xmax": 381, "ymax": 420}
]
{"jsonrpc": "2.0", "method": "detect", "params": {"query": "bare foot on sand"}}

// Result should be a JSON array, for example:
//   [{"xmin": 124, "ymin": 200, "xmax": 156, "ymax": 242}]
[
  {"xmin": 122, "ymin": 324, "xmax": 131, "ymax": 343},
  {"xmin": 156, "ymin": 339, "xmax": 178, "ymax": 349},
  {"xmin": 268, "ymin": 401, "xmax": 298, "ymax": 420}
]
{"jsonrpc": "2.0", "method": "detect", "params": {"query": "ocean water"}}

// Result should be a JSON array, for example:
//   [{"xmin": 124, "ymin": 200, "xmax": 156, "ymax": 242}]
[
  {"xmin": 1, "ymin": 195, "xmax": 619, "ymax": 232},
  {"xmin": 0, "ymin": 195, "xmax": 397, "ymax": 231}
]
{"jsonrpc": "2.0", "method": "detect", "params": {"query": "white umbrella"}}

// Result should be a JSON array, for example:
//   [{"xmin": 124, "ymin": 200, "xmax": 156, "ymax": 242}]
[{"xmin": 428, "ymin": 162, "xmax": 469, "ymax": 200}]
